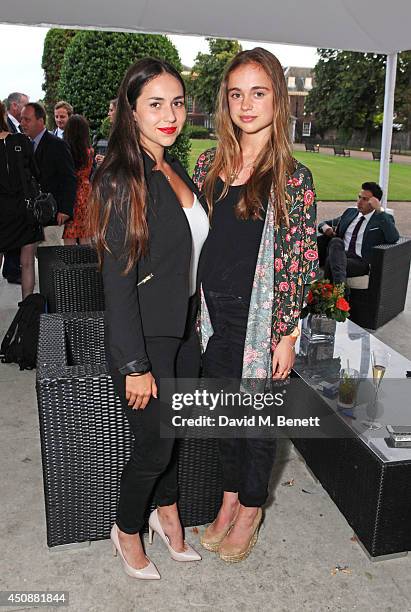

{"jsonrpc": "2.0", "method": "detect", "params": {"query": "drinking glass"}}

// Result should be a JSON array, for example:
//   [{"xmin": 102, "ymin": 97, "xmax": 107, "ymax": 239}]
[{"xmin": 338, "ymin": 368, "xmax": 360, "ymax": 409}]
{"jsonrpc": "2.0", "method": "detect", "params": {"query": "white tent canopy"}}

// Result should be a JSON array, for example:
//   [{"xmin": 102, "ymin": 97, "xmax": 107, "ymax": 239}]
[
  {"xmin": 2, "ymin": 0, "xmax": 410, "ymax": 55},
  {"xmin": 2, "ymin": 0, "xmax": 410, "ymax": 203}
]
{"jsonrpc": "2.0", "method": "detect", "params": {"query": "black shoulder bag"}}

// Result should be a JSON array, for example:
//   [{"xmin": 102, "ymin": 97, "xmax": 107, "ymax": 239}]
[{"xmin": 15, "ymin": 143, "xmax": 57, "ymax": 226}]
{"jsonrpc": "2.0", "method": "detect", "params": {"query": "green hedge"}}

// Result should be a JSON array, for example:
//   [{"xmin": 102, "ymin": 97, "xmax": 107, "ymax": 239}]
[
  {"xmin": 41, "ymin": 28, "xmax": 76, "ymax": 127},
  {"xmin": 186, "ymin": 125, "xmax": 211, "ymax": 139},
  {"xmin": 58, "ymin": 31, "xmax": 190, "ymax": 168}
]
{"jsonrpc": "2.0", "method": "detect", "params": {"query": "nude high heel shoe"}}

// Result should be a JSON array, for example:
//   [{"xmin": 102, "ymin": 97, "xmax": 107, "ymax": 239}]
[
  {"xmin": 148, "ymin": 509, "xmax": 201, "ymax": 562},
  {"xmin": 110, "ymin": 523, "xmax": 160, "ymax": 580}
]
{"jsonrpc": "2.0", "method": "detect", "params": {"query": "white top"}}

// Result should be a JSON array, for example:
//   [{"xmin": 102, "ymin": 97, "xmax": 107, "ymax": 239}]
[
  {"xmin": 54, "ymin": 127, "xmax": 64, "ymax": 139},
  {"xmin": 183, "ymin": 195, "xmax": 209, "ymax": 296},
  {"xmin": 343, "ymin": 210, "xmax": 374, "ymax": 256}
]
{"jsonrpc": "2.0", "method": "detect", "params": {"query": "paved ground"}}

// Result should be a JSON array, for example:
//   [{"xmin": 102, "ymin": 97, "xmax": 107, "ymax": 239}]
[
  {"xmin": 293, "ymin": 143, "xmax": 411, "ymax": 165},
  {"xmin": 1, "ymin": 233, "xmax": 411, "ymax": 611}
]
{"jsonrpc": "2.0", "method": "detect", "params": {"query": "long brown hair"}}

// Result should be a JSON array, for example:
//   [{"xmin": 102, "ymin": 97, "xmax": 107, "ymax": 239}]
[
  {"xmin": 89, "ymin": 58, "xmax": 186, "ymax": 273},
  {"xmin": 204, "ymin": 47, "xmax": 295, "ymax": 224},
  {"xmin": 0, "ymin": 102, "xmax": 9, "ymax": 132},
  {"xmin": 64, "ymin": 114, "xmax": 90, "ymax": 170}
]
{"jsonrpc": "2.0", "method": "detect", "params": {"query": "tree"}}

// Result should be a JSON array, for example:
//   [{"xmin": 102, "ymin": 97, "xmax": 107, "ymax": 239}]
[
  {"xmin": 306, "ymin": 49, "xmax": 411, "ymax": 143},
  {"xmin": 41, "ymin": 28, "xmax": 77, "ymax": 127},
  {"xmin": 190, "ymin": 38, "xmax": 242, "ymax": 115},
  {"xmin": 57, "ymin": 31, "xmax": 190, "ymax": 167}
]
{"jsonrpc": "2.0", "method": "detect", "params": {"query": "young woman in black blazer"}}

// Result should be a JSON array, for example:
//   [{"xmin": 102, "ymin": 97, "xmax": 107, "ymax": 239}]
[{"xmin": 90, "ymin": 59, "xmax": 208, "ymax": 580}]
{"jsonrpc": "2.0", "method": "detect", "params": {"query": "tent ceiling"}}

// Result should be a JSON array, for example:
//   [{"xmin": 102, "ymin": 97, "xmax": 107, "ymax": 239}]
[{"xmin": 1, "ymin": 0, "xmax": 410, "ymax": 55}]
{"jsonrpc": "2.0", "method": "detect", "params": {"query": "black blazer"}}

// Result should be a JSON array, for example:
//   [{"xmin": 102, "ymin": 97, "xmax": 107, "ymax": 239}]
[
  {"xmin": 318, "ymin": 207, "xmax": 399, "ymax": 262},
  {"xmin": 102, "ymin": 150, "xmax": 206, "ymax": 375},
  {"xmin": 34, "ymin": 130, "xmax": 77, "ymax": 218},
  {"xmin": 7, "ymin": 116, "xmax": 19, "ymax": 134}
]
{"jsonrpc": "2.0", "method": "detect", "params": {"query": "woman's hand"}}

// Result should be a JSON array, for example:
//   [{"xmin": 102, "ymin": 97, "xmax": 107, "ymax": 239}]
[
  {"xmin": 125, "ymin": 372, "xmax": 158, "ymax": 410},
  {"xmin": 272, "ymin": 337, "xmax": 296, "ymax": 380},
  {"xmin": 95, "ymin": 154, "xmax": 105, "ymax": 166}
]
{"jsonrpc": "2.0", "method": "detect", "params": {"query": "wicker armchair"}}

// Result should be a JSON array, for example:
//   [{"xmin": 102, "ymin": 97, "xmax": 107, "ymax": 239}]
[
  {"xmin": 37, "ymin": 246, "xmax": 104, "ymax": 313},
  {"xmin": 36, "ymin": 311, "xmax": 223, "ymax": 548},
  {"xmin": 317, "ymin": 235, "xmax": 411, "ymax": 330},
  {"xmin": 348, "ymin": 237, "xmax": 411, "ymax": 329}
]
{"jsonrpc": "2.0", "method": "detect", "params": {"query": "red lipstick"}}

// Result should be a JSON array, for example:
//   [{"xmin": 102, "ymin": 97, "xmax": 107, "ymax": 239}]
[{"xmin": 158, "ymin": 127, "xmax": 177, "ymax": 134}]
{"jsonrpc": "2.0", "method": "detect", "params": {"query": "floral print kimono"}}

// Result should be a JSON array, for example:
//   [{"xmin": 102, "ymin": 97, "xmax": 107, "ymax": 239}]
[{"xmin": 193, "ymin": 148, "xmax": 320, "ymax": 385}]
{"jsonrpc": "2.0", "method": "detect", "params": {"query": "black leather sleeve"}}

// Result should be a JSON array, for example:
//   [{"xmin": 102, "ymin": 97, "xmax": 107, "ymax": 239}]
[{"xmin": 101, "ymin": 207, "xmax": 151, "ymax": 375}]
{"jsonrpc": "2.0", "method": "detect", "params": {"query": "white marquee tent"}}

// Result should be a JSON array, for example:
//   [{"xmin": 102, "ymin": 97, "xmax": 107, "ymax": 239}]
[{"xmin": 2, "ymin": 0, "xmax": 411, "ymax": 203}]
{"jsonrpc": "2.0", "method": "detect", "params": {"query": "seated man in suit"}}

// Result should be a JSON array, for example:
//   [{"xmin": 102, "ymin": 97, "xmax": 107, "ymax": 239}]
[
  {"xmin": 20, "ymin": 102, "xmax": 76, "ymax": 226},
  {"xmin": 318, "ymin": 182, "xmax": 399, "ymax": 286}
]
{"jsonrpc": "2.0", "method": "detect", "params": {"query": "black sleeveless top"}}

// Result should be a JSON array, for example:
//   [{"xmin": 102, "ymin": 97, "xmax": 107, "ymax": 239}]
[{"xmin": 202, "ymin": 178, "xmax": 267, "ymax": 300}]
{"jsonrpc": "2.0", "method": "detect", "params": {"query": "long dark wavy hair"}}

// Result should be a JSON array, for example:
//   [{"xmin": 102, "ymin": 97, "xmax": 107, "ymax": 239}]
[
  {"xmin": 204, "ymin": 48, "xmax": 295, "ymax": 225},
  {"xmin": 89, "ymin": 57, "xmax": 186, "ymax": 274},
  {"xmin": 64, "ymin": 114, "xmax": 90, "ymax": 170},
  {"xmin": 0, "ymin": 101, "xmax": 9, "ymax": 132}
]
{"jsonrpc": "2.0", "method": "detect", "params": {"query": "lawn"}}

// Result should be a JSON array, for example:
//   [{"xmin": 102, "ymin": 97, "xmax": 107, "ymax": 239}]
[{"xmin": 188, "ymin": 140, "xmax": 411, "ymax": 201}]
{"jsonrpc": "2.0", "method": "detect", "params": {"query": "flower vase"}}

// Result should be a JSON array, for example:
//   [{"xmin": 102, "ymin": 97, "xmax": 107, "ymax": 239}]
[{"xmin": 301, "ymin": 313, "xmax": 336, "ymax": 343}]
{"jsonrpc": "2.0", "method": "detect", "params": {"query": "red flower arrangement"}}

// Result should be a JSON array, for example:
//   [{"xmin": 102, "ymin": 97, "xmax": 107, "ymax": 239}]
[{"xmin": 301, "ymin": 279, "xmax": 350, "ymax": 322}]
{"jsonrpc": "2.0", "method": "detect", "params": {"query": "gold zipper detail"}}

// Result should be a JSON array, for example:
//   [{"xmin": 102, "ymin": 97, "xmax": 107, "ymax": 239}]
[{"xmin": 137, "ymin": 273, "xmax": 154, "ymax": 286}]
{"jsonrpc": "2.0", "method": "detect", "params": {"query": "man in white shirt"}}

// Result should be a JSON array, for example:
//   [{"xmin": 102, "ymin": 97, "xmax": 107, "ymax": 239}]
[
  {"xmin": 53, "ymin": 101, "xmax": 73, "ymax": 139},
  {"xmin": 318, "ymin": 182, "xmax": 399, "ymax": 285}
]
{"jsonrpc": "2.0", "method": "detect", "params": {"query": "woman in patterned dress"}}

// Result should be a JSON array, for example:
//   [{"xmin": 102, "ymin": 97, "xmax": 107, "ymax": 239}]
[
  {"xmin": 192, "ymin": 48, "xmax": 319, "ymax": 562},
  {"xmin": 63, "ymin": 114, "xmax": 93, "ymax": 244}
]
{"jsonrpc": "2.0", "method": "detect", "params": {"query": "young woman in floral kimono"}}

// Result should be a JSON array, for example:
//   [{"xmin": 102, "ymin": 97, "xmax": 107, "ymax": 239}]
[{"xmin": 192, "ymin": 48, "xmax": 319, "ymax": 563}]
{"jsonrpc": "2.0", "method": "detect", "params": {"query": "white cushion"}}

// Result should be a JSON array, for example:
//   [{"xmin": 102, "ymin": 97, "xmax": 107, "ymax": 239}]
[{"xmin": 346, "ymin": 275, "xmax": 369, "ymax": 289}]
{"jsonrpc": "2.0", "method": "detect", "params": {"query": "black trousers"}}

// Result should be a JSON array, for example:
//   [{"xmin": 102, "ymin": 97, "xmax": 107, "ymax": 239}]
[
  {"xmin": 109, "ymin": 296, "xmax": 201, "ymax": 534},
  {"xmin": 324, "ymin": 237, "xmax": 369, "ymax": 284},
  {"xmin": 203, "ymin": 290, "xmax": 277, "ymax": 508}
]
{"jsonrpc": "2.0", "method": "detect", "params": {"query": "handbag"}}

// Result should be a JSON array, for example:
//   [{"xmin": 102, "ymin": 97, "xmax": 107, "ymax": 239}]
[{"xmin": 15, "ymin": 143, "xmax": 57, "ymax": 226}]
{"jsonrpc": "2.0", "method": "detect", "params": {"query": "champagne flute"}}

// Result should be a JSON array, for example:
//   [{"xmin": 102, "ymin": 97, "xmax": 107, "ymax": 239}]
[{"xmin": 370, "ymin": 349, "xmax": 390, "ymax": 402}]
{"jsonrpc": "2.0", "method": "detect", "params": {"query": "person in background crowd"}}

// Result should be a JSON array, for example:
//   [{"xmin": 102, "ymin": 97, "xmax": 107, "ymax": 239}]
[
  {"xmin": 20, "ymin": 102, "xmax": 76, "ymax": 226},
  {"xmin": 2, "ymin": 92, "xmax": 29, "ymax": 284},
  {"xmin": 107, "ymin": 98, "xmax": 117, "ymax": 124},
  {"xmin": 0, "ymin": 101, "xmax": 43, "ymax": 299},
  {"xmin": 90, "ymin": 58, "xmax": 208, "ymax": 580},
  {"xmin": 193, "ymin": 47, "xmax": 319, "ymax": 563},
  {"xmin": 63, "ymin": 114, "xmax": 94, "ymax": 245},
  {"xmin": 318, "ymin": 182, "xmax": 399, "ymax": 287},
  {"xmin": 6, "ymin": 91, "xmax": 29, "ymax": 134},
  {"xmin": 53, "ymin": 100, "xmax": 73, "ymax": 139},
  {"xmin": 94, "ymin": 98, "xmax": 118, "ymax": 167}
]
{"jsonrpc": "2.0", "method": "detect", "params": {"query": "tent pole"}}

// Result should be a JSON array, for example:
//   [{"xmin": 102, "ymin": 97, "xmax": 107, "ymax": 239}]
[{"xmin": 379, "ymin": 52, "xmax": 398, "ymax": 209}]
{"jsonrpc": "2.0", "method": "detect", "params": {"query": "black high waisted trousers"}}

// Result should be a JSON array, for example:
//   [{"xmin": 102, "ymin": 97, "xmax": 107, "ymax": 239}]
[
  {"xmin": 203, "ymin": 290, "xmax": 277, "ymax": 508},
  {"xmin": 109, "ymin": 296, "xmax": 200, "ymax": 534}
]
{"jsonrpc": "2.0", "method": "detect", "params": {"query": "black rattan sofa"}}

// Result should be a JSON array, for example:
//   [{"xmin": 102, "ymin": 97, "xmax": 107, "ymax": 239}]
[{"xmin": 36, "ymin": 311, "xmax": 223, "ymax": 548}]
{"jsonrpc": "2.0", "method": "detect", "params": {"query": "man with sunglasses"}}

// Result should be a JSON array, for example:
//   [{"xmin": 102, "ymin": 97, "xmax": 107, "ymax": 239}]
[{"xmin": 318, "ymin": 182, "xmax": 399, "ymax": 287}]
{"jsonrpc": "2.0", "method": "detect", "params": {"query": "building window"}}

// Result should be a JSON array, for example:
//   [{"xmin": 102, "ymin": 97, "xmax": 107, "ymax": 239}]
[
  {"xmin": 288, "ymin": 76, "xmax": 296, "ymax": 89},
  {"xmin": 302, "ymin": 122, "xmax": 312, "ymax": 137},
  {"xmin": 186, "ymin": 95, "xmax": 194, "ymax": 113},
  {"xmin": 305, "ymin": 77, "xmax": 313, "ymax": 90}
]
